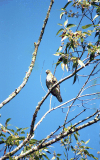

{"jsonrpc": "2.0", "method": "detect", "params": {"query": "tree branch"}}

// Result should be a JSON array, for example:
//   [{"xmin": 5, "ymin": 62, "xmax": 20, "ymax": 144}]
[
  {"xmin": 0, "ymin": 0, "xmax": 54, "ymax": 109},
  {"xmin": 0, "ymin": 1, "xmax": 54, "ymax": 159},
  {"xmin": 14, "ymin": 112, "xmax": 100, "ymax": 159}
]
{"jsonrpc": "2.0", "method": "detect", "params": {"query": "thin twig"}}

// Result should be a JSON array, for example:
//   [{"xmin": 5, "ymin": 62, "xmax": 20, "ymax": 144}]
[{"xmin": 62, "ymin": 61, "xmax": 100, "ymax": 131}]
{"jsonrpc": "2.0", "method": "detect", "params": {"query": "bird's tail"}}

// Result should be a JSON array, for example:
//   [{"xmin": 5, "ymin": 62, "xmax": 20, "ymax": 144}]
[{"xmin": 57, "ymin": 94, "xmax": 63, "ymax": 102}]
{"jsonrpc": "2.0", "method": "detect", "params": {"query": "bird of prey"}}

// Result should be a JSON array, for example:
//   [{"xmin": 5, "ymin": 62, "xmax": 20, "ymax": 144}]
[{"xmin": 46, "ymin": 70, "xmax": 62, "ymax": 102}]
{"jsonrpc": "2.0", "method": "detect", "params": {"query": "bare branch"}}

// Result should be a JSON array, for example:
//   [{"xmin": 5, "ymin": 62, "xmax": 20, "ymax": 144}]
[
  {"xmin": 0, "ymin": 0, "xmax": 54, "ymax": 109},
  {"xmin": 0, "ymin": 1, "xmax": 54, "ymax": 159},
  {"xmin": 14, "ymin": 111, "xmax": 100, "ymax": 159},
  {"xmin": 63, "ymin": 61, "xmax": 100, "ymax": 131}
]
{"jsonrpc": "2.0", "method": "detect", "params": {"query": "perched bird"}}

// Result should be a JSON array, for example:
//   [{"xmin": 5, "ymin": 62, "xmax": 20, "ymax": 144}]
[{"xmin": 46, "ymin": 70, "xmax": 62, "ymax": 102}]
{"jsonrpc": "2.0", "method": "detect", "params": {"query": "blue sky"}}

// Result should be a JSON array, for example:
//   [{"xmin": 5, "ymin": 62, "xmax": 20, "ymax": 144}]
[{"xmin": 0, "ymin": 0, "xmax": 100, "ymax": 159}]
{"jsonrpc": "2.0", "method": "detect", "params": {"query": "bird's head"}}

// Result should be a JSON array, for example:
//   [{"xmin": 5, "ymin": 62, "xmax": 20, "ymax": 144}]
[{"xmin": 46, "ymin": 69, "xmax": 51, "ymax": 75}]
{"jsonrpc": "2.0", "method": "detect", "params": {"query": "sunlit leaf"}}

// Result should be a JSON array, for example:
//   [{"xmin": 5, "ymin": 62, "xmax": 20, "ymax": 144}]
[
  {"xmin": 52, "ymin": 156, "xmax": 56, "ymax": 159},
  {"xmin": 64, "ymin": 19, "xmax": 68, "ymax": 27},
  {"xmin": 54, "ymin": 52, "xmax": 62, "ymax": 56},
  {"xmin": 92, "ymin": 14, "xmax": 99, "ymax": 21},
  {"xmin": 60, "ymin": 12, "xmax": 65, "ymax": 19},
  {"xmin": 78, "ymin": 59, "xmax": 85, "ymax": 67},
  {"xmin": 82, "ymin": 24, "xmax": 92, "ymax": 29},
  {"xmin": 65, "ymin": 64, "xmax": 68, "ymax": 72},
  {"xmin": 44, "ymin": 149, "xmax": 51, "ymax": 154},
  {"xmin": 71, "ymin": 56, "xmax": 78, "ymax": 60},
  {"xmin": 61, "ymin": 36, "xmax": 67, "ymax": 41},
  {"xmin": 59, "ymin": 46, "xmax": 63, "ymax": 52},
  {"xmin": 61, "ymin": 63, "xmax": 64, "ymax": 71},
  {"xmin": 85, "ymin": 139, "xmax": 90, "ymax": 144}
]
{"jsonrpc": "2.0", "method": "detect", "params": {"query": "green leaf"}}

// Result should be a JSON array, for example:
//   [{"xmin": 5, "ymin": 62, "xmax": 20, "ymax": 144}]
[
  {"xmin": 84, "ymin": 150, "xmax": 90, "ymax": 156},
  {"xmin": 71, "ymin": 56, "xmax": 78, "ymax": 60},
  {"xmin": 81, "ymin": 140, "xmax": 85, "ymax": 143},
  {"xmin": 29, "ymin": 139, "xmax": 38, "ymax": 144},
  {"xmin": 91, "ymin": 2, "xmax": 99, "ymax": 7},
  {"xmin": 73, "ymin": 74, "xmax": 78, "ymax": 84},
  {"xmin": 0, "ymin": 133, "xmax": 6, "ymax": 137},
  {"xmin": 57, "ymin": 154, "xmax": 61, "ymax": 157},
  {"xmin": 0, "ymin": 140, "xmax": 5, "ymax": 144},
  {"xmin": 57, "ymin": 23, "xmax": 63, "ymax": 26},
  {"xmin": 74, "ymin": 134, "xmax": 78, "ymax": 140},
  {"xmin": 9, "ymin": 156, "xmax": 13, "ymax": 160},
  {"xmin": 16, "ymin": 136, "xmax": 25, "ymax": 140},
  {"xmin": 56, "ymin": 28, "xmax": 64, "ymax": 35},
  {"xmin": 5, "ymin": 118, "xmax": 11, "ymax": 125},
  {"xmin": 90, "ymin": 52, "xmax": 95, "ymax": 62},
  {"xmin": 22, "ymin": 127, "xmax": 29, "ymax": 131},
  {"xmin": 42, "ymin": 153, "xmax": 49, "ymax": 160},
  {"xmin": 9, "ymin": 129, "xmax": 15, "ymax": 133},
  {"xmin": 63, "ymin": 1, "xmax": 72, "ymax": 9},
  {"xmin": 17, "ymin": 128, "xmax": 22, "ymax": 132},
  {"xmin": 89, "ymin": 154, "xmax": 98, "ymax": 159},
  {"xmin": 81, "ymin": 37, "xmax": 84, "ymax": 43},
  {"xmin": 95, "ymin": 31, "xmax": 99, "ymax": 37},
  {"xmin": 82, "ymin": 24, "xmax": 92, "ymax": 29},
  {"xmin": 73, "ymin": 61, "xmax": 78, "ymax": 68},
  {"xmin": 85, "ymin": 146, "xmax": 90, "ymax": 149},
  {"xmin": 71, "ymin": 145, "xmax": 74, "ymax": 151},
  {"xmin": 97, "ymin": 7, "xmax": 100, "ymax": 15},
  {"xmin": 67, "ymin": 24, "xmax": 76, "ymax": 29},
  {"xmin": 44, "ymin": 149, "xmax": 51, "ymax": 154}
]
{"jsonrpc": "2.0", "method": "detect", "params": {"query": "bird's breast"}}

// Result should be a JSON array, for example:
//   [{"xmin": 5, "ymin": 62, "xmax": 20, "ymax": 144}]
[{"xmin": 46, "ymin": 74, "xmax": 52, "ymax": 82}]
